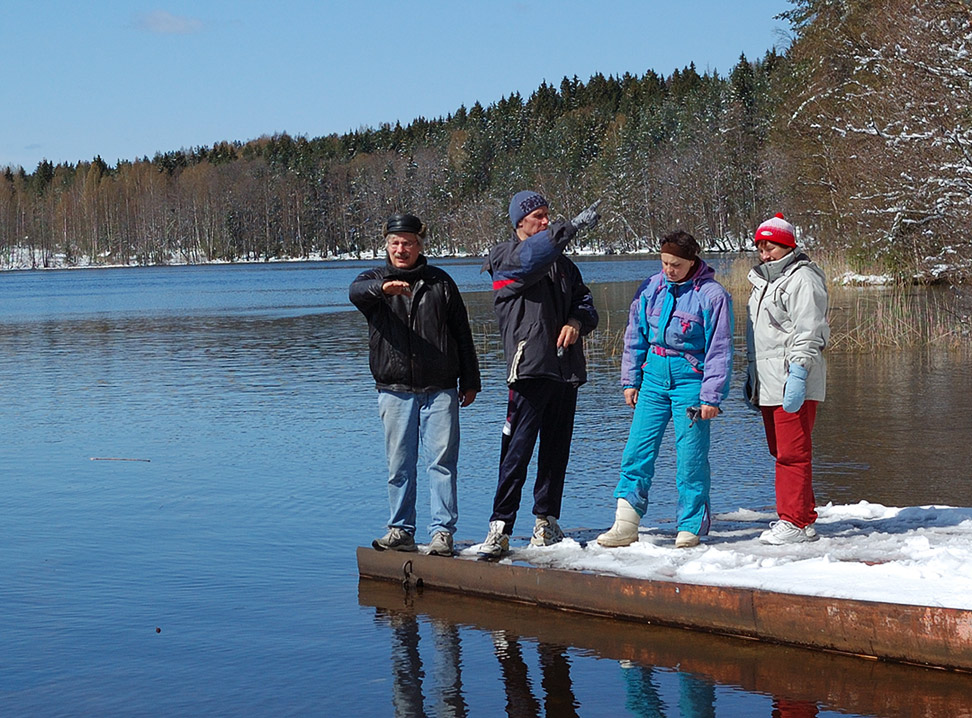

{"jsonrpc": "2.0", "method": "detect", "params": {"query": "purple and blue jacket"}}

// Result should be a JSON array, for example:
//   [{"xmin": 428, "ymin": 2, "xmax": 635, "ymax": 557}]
[{"xmin": 620, "ymin": 260, "xmax": 734, "ymax": 406}]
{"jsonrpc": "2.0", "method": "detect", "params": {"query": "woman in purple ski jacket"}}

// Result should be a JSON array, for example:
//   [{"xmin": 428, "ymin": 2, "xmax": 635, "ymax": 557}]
[{"xmin": 597, "ymin": 231, "xmax": 733, "ymax": 549}]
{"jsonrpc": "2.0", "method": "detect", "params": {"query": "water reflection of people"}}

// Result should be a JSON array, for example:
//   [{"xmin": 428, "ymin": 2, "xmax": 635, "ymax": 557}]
[
  {"xmin": 773, "ymin": 697, "xmax": 819, "ymax": 717},
  {"xmin": 620, "ymin": 660, "xmax": 715, "ymax": 718},
  {"xmin": 376, "ymin": 609, "xmax": 469, "ymax": 718},
  {"xmin": 382, "ymin": 610, "xmax": 424, "ymax": 717},
  {"xmin": 372, "ymin": 601, "xmax": 822, "ymax": 717},
  {"xmin": 745, "ymin": 214, "xmax": 830, "ymax": 545},
  {"xmin": 598, "ymin": 231, "xmax": 733, "ymax": 549},
  {"xmin": 350, "ymin": 213, "xmax": 481, "ymax": 557},
  {"xmin": 491, "ymin": 631, "xmax": 579, "ymax": 718},
  {"xmin": 431, "ymin": 619, "xmax": 469, "ymax": 717}
]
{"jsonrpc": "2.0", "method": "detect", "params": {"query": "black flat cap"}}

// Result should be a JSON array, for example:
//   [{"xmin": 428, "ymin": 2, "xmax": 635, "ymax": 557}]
[{"xmin": 382, "ymin": 213, "xmax": 424, "ymax": 237}]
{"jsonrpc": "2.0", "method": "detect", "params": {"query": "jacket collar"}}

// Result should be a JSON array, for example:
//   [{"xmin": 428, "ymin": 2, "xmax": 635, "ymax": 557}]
[
  {"xmin": 754, "ymin": 250, "xmax": 810, "ymax": 284},
  {"xmin": 664, "ymin": 258, "xmax": 714, "ymax": 290},
  {"xmin": 385, "ymin": 254, "xmax": 428, "ymax": 281}
]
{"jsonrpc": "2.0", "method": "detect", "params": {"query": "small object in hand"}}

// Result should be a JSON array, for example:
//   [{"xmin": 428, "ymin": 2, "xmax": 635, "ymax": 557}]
[
  {"xmin": 570, "ymin": 199, "xmax": 602, "ymax": 231},
  {"xmin": 557, "ymin": 346, "xmax": 565, "ymax": 358},
  {"xmin": 686, "ymin": 406, "xmax": 702, "ymax": 426}
]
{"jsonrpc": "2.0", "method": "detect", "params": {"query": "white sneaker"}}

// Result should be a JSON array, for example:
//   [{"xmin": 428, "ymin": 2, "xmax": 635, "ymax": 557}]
[
  {"xmin": 675, "ymin": 531, "xmax": 700, "ymax": 548},
  {"xmin": 759, "ymin": 520, "xmax": 810, "ymax": 545},
  {"xmin": 491, "ymin": 630, "xmax": 510, "ymax": 653},
  {"xmin": 596, "ymin": 499, "xmax": 641, "ymax": 547},
  {"xmin": 531, "ymin": 516, "xmax": 565, "ymax": 546},
  {"xmin": 805, "ymin": 522, "xmax": 819, "ymax": 541},
  {"xmin": 427, "ymin": 531, "xmax": 454, "ymax": 556},
  {"xmin": 477, "ymin": 520, "xmax": 510, "ymax": 558}
]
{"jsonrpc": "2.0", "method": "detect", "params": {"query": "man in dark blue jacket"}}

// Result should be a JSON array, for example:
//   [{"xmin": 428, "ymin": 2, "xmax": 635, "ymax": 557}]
[
  {"xmin": 350, "ymin": 213, "xmax": 481, "ymax": 556},
  {"xmin": 478, "ymin": 192, "xmax": 600, "ymax": 558}
]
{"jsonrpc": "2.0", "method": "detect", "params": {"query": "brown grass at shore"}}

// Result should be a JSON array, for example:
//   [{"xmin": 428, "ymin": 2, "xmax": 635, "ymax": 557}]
[
  {"xmin": 472, "ymin": 254, "xmax": 970, "ymax": 363},
  {"xmin": 825, "ymin": 287, "xmax": 969, "ymax": 351},
  {"xmin": 726, "ymin": 254, "xmax": 971, "ymax": 352}
]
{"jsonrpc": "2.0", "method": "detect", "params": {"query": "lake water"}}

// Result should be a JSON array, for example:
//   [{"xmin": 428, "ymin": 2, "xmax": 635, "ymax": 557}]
[{"xmin": 1, "ymin": 258, "xmax": 969, "ymax": 717}]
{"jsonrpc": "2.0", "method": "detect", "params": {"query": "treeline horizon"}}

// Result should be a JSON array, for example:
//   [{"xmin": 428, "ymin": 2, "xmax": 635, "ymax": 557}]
[{"xmin": 2, "ymin": 0, "xmax": 969, "ymax": 280}]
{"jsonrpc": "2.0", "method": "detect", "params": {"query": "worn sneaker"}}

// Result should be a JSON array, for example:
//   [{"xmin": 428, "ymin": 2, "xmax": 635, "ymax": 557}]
[
  {"xmin": 372, "ymin": 527, "xmax": 417, "ymax": 552},
  {"xmin": 477, "ymin": 520, "xmax": 510, "ymax": 558},
  {"xmin": 675, "ymin": 531, "xmax": 700, "ymax": 548},
  {"xmin": 530, "ymin": 516, "xmax": 565, "ymax": 546},
  {"xmin": 759, "ymin": 520, "xmax": 810, "ymax": 545},
  {"xmin": 427, "ymin": 531, "xmax": 454, "ymax": 556},
  {"xmin": 804, "ymin": 522, "xmax": 819, "ymax": 541}
]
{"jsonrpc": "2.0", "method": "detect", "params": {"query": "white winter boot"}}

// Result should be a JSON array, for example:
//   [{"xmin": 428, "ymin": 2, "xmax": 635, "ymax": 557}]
[
  {"xmin": 596, "ymin": 499, "xmax": 641, "ymax": 547},
  {"xmin": 675, "ymin": 531, "xmax": 700, "ymax": 548}
]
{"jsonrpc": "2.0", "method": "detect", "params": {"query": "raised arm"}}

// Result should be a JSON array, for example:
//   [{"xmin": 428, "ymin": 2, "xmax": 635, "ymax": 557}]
[
  {"xmin": 348, "ymin": 268, "xmax": 386, "ymax": 314},
  {"xmin": 487, "ymin": 221, "xmax": 577, "ymax": 297}
]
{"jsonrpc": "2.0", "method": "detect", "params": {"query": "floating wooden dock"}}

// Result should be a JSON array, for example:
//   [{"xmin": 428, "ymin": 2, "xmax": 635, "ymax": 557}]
[
  {"xmin": 358, "ymin": 578, "xmax": 972, "ymax": 716},
  {"xmin": 357, "ymin": 547, "xmax": 972, "ymax": 673}
]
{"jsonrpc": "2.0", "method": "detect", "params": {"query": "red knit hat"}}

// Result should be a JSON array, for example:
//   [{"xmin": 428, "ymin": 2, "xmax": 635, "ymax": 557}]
[{"xmin": 754, "ymin": 213, "xmax": 796, "ymax": 248}]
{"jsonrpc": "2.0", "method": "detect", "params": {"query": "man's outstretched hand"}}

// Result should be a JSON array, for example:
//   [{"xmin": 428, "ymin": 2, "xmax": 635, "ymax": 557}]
[{"xmin": 570, "ymin": 199, "xmax": 602, "ymax": 232}]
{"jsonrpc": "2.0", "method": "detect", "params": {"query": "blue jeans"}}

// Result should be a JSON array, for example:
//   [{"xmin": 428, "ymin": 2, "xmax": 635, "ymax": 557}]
[
  {"xmin": 613, "ymin": 353, "xmax": 712, "ymax": 535},
  {"xmin": 378, "ymin": 388, "xmax": 459, "ymax": 537}
]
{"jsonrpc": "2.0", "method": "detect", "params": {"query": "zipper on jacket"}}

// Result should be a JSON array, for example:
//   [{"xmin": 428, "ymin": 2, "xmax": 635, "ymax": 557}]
[
  {"xmin": 406, "ymin": 279, "xmax": 426, "ymax": 388},
  {"xmin": 508, "ymin": 339, "xmax": 526, "ymax": 384},
  {"xmin": 749, "ymin": 278, "xmax": 770, "ymax": 404}
]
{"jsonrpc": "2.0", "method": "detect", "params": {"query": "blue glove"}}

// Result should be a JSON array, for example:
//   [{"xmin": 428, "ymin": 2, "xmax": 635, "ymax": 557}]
[
  {"xmin": 570, "ymin": 199, "xmax": 601, "ymax": 232},
  {"xmin": 782, "ymin": 364, "xmax": 808, "ymax": 413}
]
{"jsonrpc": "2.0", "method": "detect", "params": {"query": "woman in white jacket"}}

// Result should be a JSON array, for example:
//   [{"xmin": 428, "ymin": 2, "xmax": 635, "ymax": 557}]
[{"xmin": 745, "ymin": 214, "xmax": 830, "ymax": 545}]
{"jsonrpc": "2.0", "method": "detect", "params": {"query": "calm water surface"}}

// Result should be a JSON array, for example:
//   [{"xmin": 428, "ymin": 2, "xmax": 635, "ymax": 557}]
[{"xmin": 1, "ymin": 259, "xmax": 969, "ymax": 717}]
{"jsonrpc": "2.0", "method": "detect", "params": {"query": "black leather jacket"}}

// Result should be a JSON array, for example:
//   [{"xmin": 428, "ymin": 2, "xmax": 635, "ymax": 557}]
[{"xmin": 349, "ymin": 256, "xmax": 481, "ymax": 394}]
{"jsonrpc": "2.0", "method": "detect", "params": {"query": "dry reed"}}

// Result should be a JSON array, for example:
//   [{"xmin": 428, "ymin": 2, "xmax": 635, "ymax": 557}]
[
  {"xmin": 471, "ymin": 254, "xmax": 970, "ymax": 369},
  {"xmin": 726, "ymin": 253, "xmax": 971, "ymax": 352}
]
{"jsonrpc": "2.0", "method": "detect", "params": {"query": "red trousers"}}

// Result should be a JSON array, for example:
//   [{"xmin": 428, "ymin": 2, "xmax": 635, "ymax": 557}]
[
  {"xmin": 772, "ymin": 698, "xmax": 819, "ymax": 718},
  {"xmin": 760, "ymin": 401, "xmax": 818, "ymax": 528}
]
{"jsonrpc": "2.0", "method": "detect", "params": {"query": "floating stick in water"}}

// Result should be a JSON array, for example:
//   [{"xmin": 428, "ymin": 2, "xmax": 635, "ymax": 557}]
[{"xmin": 90, "ymin": 457, "xmax": 151, "ymax": 462}]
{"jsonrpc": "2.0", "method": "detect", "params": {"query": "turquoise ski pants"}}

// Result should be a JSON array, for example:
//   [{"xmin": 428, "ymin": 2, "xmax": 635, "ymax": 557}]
[{"xmin": 613, "ymin": 352, "xmax": 712, "ymax": 535}]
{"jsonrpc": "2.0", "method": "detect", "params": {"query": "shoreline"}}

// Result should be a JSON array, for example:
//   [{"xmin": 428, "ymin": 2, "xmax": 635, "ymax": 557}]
[
  {"xmin": 0, "ymin": 245, "xmax": 650, "ymax": 272},
  {"xmin": 0, "ymin": 248, "xmax": 933, "ymax": 289}
]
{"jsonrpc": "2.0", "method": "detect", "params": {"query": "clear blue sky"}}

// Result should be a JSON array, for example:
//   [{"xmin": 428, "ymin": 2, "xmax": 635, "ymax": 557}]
[{"xmin": 1, "ymin": 1, "xmax": 791, "ymax": 171}]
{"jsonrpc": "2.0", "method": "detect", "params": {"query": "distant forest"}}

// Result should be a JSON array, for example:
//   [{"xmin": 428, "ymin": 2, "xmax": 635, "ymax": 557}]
[{"xmin": 2, "ymin": 0, "xmax": 969, "ymax": 279}]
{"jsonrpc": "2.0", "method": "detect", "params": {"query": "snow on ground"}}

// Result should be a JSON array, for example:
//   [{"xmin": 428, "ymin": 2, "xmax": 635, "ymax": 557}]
[
  {"xmin": 459, "ymin": 502, "xmax": 972, "ymax": 610},
  {"xmin": 0, "ymin": 246, "xmax": 475, "ymax": 270},
  {"xmin": 834, "ymin": 271, "xmax": 894, "ymax": 286}
]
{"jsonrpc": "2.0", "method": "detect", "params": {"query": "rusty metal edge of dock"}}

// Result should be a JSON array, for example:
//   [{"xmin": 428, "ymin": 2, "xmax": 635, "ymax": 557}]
[{"xmin": 356, "ymin": 546, "xmax": 972, "ymax": 672}]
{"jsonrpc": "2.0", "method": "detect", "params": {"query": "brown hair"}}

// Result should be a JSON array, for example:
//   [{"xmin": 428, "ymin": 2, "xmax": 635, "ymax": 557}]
[{"xmin": 659, "ymin": 230, "xmax": 699, "ymax": 260}]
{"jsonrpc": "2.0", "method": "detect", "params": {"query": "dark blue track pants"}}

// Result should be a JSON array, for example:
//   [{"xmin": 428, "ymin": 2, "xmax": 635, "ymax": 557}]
[{"xmin": 489, "ymin": 379, "xmax": 578, "ymax": 531}]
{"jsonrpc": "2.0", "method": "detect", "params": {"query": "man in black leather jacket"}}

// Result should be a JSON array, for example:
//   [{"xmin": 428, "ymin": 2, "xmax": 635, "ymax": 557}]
[{"xmin": 350, "ymin": 213, "xmax": 481, "ymax": 556}]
